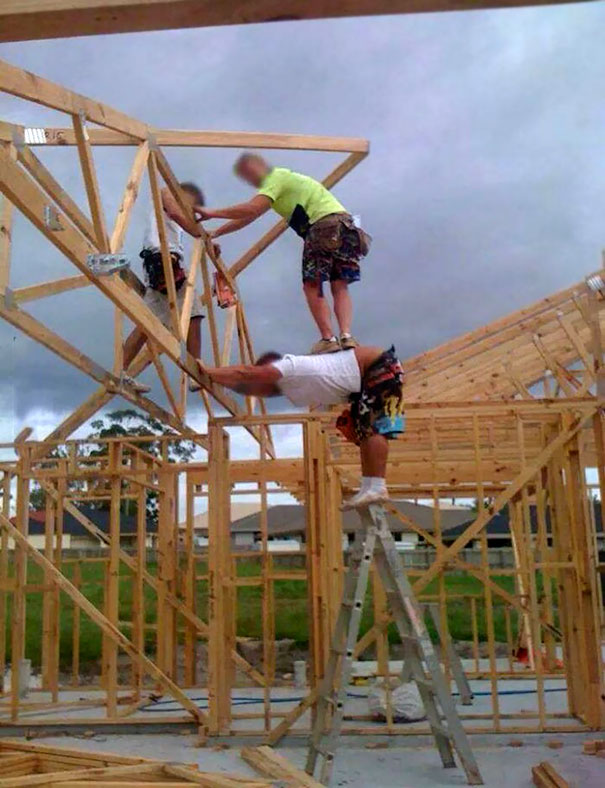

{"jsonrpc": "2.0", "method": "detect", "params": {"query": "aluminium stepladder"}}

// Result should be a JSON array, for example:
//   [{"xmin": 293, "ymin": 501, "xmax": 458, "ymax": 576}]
[
  {"xmin": 402, "ymin": 602, "xmax": 474, "ymax": 706},
  {"xmin": 306, "ymin": 503, "xmax": 483, "ymax": 786}
]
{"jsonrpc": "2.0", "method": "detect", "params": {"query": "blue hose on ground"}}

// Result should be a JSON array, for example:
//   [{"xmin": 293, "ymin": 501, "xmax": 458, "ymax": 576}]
[{"xmin": 138, "ymin": 686, "xmax": 566, "ymax": 712}]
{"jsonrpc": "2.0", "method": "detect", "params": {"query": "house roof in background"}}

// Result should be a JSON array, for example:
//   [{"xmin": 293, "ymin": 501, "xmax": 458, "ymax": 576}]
[
  {"xmin": 225, "ymin": 501, "xmax": 474, "ymax": 538},
  {"xmin": 444, "ymin": 500, "xmax": 602, "ymax": 539},
  {"xmin": 226, "ymin": 499, "xmax": 603, "ymax": 539},
  {"xmin": 179, "ymin": 502, "xmax": 260, "ymax": 531},
  {"xmin": 15, "ymin": 504, "xmax": 157, "ymax": 537}
]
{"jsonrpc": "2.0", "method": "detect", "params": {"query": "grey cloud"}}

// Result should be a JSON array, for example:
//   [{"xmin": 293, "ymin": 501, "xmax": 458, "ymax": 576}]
[{"xmin": 1, "ymin": 3, "xmax": 605, "ymax": 426}]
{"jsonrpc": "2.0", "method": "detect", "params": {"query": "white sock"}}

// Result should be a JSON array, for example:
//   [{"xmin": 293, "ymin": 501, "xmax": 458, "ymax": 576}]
[
  {"xmin": 341, "ymin": 332, "xmax": 351, "ymax": 339},
  {"xmin": 368, "ymin": 477, "xmax": 387, "ymax": 493},
  {"xmin": 359, "ymin": 476, "xmax": 372, "ymax": 494}
]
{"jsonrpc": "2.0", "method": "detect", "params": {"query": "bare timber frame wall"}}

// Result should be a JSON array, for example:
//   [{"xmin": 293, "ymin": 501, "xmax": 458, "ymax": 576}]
[
  {"xmin": 0, "ymin": 56, "xmax": 604, "ymax": 740},
  {"xmin": 0, "ymin": 56, "xmax": 367, "ymax": 446},
  {"xmin": 0, "ymin": 402, "xmax": 604, "ymax": 736}
]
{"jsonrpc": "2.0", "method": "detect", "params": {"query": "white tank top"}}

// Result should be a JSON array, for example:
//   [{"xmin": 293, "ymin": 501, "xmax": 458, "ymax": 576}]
[
  {"xmin": 272, "ymin": 350, "xmax": 361, "ymax": 408},
  {"xmin": 142, "ymin": 207, "xmax": 184, "ymax": 256}
]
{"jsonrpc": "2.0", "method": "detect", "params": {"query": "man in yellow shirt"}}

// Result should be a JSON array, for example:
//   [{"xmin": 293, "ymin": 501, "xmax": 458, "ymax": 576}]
[{"xmin": 195, "ymin": 153, "xmax": 370, "ymax": 354}]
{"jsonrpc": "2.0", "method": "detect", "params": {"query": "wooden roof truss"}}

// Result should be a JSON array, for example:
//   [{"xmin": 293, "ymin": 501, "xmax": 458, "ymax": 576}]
[{"xmin": 0, "ymin": 57, "xmax": 368, "ymax": 456}]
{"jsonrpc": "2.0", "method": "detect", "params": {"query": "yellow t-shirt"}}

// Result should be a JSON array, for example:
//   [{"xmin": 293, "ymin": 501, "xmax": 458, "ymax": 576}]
[{"xmin": 258, "ymin": 168, "xmax": 346, "ymax": 226}]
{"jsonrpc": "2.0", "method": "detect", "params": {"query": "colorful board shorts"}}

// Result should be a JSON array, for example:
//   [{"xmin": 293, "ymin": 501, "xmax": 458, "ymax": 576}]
[
  {"xmin": 301, "ymin": 213, "xmax": 368, "ymax": 293},
  {"xmin": 349, "ymin": 346, "xmax": 405, "ymax": 444}
]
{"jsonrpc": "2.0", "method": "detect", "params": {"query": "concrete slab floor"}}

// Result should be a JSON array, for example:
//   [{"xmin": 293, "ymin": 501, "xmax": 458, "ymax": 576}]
[{"xmin": 8, "ymin": 734, "xmax": 605, "ymax": 787}]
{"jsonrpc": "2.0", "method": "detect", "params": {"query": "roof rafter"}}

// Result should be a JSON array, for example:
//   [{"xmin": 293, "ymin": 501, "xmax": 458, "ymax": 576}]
[
  {"xmin": 0, "ymin": 0, "xmax": 594, "ymax": 43},
  {"xmin": 0, "ymin": 57, "xmax": 367, "ymax": 454}
]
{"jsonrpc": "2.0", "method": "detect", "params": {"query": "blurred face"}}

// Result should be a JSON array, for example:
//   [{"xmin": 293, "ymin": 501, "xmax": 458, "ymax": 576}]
[{"xmin": 236, "ymin": 157, "xmax": 269, "ymax": 188}]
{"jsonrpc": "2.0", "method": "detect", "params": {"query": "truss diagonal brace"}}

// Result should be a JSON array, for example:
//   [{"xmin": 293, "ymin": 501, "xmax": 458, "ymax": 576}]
[
  {"xmin": 0, "ymin": 144, "xmax": 240, "ymax": 416},
  {"xmin": 0, "ymin": 511, "xmax": 206, "ymax": 726},
  {"xmin": 412, "ymin": 408, "xmax": 597, "ymax": 594},
  {"xmin": 40, "ymin": 481, "xmax": 265, "ymax": 686}
]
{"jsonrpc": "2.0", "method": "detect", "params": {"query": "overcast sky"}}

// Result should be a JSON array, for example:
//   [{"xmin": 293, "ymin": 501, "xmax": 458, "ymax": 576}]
[{"xmin": 1, "ymin": 2, "xmax": 605, "ymax": 456}]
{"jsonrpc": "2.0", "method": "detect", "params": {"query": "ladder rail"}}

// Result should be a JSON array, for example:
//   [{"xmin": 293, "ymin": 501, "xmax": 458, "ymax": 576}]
[
  {"xmin": 306, "ymin": 503, "xmax": 484, "ymax": 787},
  {"xmin": 306, "ymin": 525, "xmax": 378, "ymax": 782}
]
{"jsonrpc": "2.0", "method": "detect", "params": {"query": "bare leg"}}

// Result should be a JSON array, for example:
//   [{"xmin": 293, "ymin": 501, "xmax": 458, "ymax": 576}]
[
  {"xmin": 360, "ymin": 434, "xmax": 388, "ymax": 478},
  {"xmin": 303, "ymin": 281, "xmax": 334, "ymax": 339},
  {"xmin": 341, "ymin": 434, "xmax": 389, "ymax": 509},
  {"xmin": 123, "ymin": 326, "xmax": 147, "ymax": 370},
  {"xmin": 187, "ymin": 316, "xmax": 202, "ymax": 358},
  {"xmin": 331, "ymin": 279, "xmax": 353, "ymax": 336}
]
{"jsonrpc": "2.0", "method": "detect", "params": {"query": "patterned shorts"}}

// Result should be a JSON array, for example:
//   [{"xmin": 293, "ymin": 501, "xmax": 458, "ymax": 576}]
[
  {"xmin": 301, "ymin": 213, "xmax": 366, "ymax": 291},
  {"xmin": 350, "ymin": 346, "xmax": 405, "ymax": 443}
]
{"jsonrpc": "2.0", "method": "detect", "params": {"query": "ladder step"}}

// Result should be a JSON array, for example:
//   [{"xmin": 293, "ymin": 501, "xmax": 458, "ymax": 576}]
[{"xmin": 306, "ymin": 504, "xmax": 484, "ymax": 787}]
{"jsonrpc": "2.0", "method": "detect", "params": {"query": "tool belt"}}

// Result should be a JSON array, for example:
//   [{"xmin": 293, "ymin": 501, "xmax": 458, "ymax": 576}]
[
  {"xmin": 140, "ymin": 249, "xmax": 186, "ymax": 294},
  {"xmin": 303, "ymin": 212, "xmax": 372, "ymax": 256}
]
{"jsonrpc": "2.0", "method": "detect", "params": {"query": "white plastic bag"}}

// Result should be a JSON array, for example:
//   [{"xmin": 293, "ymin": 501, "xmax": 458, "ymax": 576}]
[{"xmin": 368, "ymin": 679, "xmax": 426, "ymax": 722}]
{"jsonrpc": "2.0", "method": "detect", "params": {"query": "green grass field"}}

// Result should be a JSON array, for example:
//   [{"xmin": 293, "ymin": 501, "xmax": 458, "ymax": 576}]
[{"xmin": 1, "ymin": 558, "xmax": 527, "ymax": 670}]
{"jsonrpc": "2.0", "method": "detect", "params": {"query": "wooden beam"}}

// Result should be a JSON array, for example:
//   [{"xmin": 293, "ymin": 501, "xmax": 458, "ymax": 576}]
[
  {"xmin": 0, "ymin": 1, "xmax": 591, "ymax": 43},
  {"xmin": 12, "ymin": 126, "xmax": 369, "ymax": 153},
  {"xmin": 0, "ymin": 57, "xmax": 148, "ymax": 137},
  {"xmin": 531, "ymin": 761, "xmax": 570, "ymax": 788},
  {"xmin": 0, "ymin": 144, "xmax": 241, "ymax": 416},
  {"xmin": 38, "ymin": 480, "xmax": 265, "ymax": 686},
  {"xmin": 412, "ymin": 408, "xmax": 597, "ymax": 594},
  {"xmin": 147, "ymin": 151, "xmax": 182, "ymax": 338},
  {"xmin": 12, "ymin": 268, "xmax": 145, "ymax": 304},
  {"xmin": 12, "ymin": 274, "xmax": 90, "ymax": 304},
  {"xmin": 72, "ymin": 112, "xmax": 109, "ymax": 250},
  {"xmin": 0, "ymin": 143, "xmax": 15, "ymax": 295},
  {"xmin": 0, "ymin": 510, "xmax": 207, "ymax": 725},
  {"xmin": 241, "ymin": 745, "xmax": 322, "ymax": 787},
  {"xmin": 148, "ymin": 339, "xmax": 182, "ymax": 418},
  {"xmin": 16, "ymin": 143, "xmax": 97, "ymax": 245},
  {"xmin": 109, "ymin": 141, "xmax": 149, "ymax": 253},
  {"xmin": 0, "ymin": 299, "xmax": 189, "ymax": 434},
  {"xmin": 0, "ymin": 763, "xmax": 166, "ymax": 788}
]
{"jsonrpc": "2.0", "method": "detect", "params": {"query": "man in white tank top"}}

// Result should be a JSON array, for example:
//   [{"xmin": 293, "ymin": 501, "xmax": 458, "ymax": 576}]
[
  {"xmin": 122, "ymin": 182, "xmax": 214, "ymax": 390},
  {"xmin": 203, "ymin": 345, "xmax": 405, "ymax": 509}
]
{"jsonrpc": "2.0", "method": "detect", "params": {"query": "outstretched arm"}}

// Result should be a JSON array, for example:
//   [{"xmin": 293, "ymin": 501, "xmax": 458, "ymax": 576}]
[
  {"xmin": 205, "ymin": 363, "xmax": 281, "ymax": 397},
  {"xmin": 211, "ymin": 216, "xmax": 256, "ymax": 239},
  {"xmin": 196, "ymin": 195, "xmax": 272, "ymax": 238}
]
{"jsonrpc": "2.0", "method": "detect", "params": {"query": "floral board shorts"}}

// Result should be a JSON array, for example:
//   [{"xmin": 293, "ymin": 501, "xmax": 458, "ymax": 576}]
[
  {"xmin": 301, "ymin": 213, "xmax": 369, "ymax": 293},
  {"xmin": 349, "ymin": 346, "xmax": 405, "ymax": 444}
]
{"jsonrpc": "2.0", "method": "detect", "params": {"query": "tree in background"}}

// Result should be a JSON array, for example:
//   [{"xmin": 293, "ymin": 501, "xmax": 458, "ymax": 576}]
[
  {"xmin": 29, "ymin": 446, "xmax": 67, "ymax": 511},
  {"xmin": 29, "ymin": 410, "xmax": 195, "ymax": 522},
  {"xmin": 85, "ymin": 409, "xmax": 196, "ymax": 522}
]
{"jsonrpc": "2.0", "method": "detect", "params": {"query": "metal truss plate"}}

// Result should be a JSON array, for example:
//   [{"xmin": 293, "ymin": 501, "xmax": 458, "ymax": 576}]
[
  {"xmin": 44, "ymin": 204, "xmax": 64, "ymax": 231},
  {"xmin": 586, "ymin": 273, "xmax": 605, "ymax": 296},
  {"xmin": 87, "ymin": 254, "xmax": 130, "ymax": 276}
]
